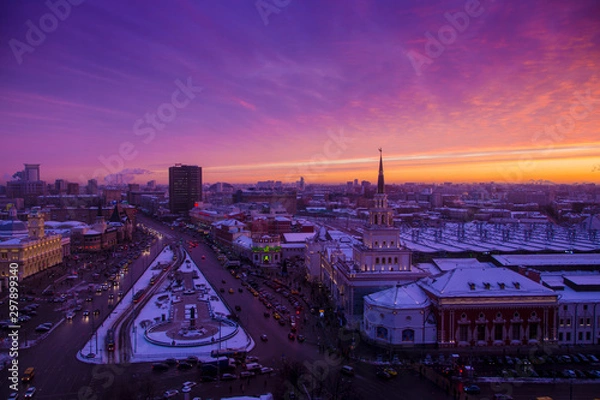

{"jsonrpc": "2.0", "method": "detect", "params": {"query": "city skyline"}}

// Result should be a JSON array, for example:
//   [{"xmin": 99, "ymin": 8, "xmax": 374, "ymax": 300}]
[{"xmin": 1, "ymin": 1, "xmax": 599, "ymax": 185}]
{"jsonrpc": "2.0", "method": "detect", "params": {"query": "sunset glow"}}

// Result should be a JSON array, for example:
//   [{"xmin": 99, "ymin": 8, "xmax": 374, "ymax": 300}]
[{"xmin": 1, "ymin": 0, "xmax": 599, "ymax": 185}]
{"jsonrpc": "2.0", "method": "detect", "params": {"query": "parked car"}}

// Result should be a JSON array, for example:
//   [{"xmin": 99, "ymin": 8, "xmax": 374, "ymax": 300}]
[
  {"xmin": 376, "ymin": 370, "xmax": 391, "ymax": 380},
  {"xmin": 221, "ymin": 373, "xmax": 237, "ymax": 381},
  {"xmin": 163, "ymin": 389, "xmax": 179, "ymax": 398},
  {"xmin": 177, "ymin": 361, "xmax": 193, "ymax": 370},
  {"xmin": 464, "ymin": 385, "xmax": 481, "ymax": 394},
  {"xmin": 186, "ymin": 356, "xmax": 199, "ymax": 365},
  {"xmin": 152, "ymin": 363, "xmax": 169, "ymax": 371}
]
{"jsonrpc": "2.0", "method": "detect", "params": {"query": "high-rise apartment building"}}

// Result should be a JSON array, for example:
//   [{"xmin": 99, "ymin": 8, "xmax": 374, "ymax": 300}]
[{"xmin": 169, "ymin": 164, "xmax": 202, "ymax": 215}]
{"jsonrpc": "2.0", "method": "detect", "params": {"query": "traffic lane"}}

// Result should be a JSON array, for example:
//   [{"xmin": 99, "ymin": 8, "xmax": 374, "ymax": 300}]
[{"xmin": 5, "ymin": 311, "xmax": 96, "ymax": 398}]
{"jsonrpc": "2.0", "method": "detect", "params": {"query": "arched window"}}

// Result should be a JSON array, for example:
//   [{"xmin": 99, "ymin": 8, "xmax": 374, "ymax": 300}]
[
  {"xmin": 376, "ymin": 326, "xmax": 388, "ymax": 340},
  {"xmin": 402, "ymin": 329, "xmax": 415, "ymax": 342},
  {"xmin": 394, "ymin": 257, "xmax": 398, "ymax": 264},
  {"xmin": 376, "ymin": 257, "xmax": 380, "ymax": 264}
]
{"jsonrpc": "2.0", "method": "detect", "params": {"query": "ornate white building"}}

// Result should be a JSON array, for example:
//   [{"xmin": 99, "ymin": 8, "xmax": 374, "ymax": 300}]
[
  {"xmin": 311, "ymin": 150, "xmax": 428, "ymax": 326},
  {"xmin": 0, "ymin": 207, "xmax": 63, "ymax": 288},
  {"xmin": 364, "ymin": 283, "xmax": 437, "ymax": 346}
]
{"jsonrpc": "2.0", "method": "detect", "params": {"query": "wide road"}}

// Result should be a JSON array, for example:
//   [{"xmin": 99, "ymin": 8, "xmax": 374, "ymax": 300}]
[{"xmin": 0, "ymin": 236, "xmax": 165, "ymax": 399}]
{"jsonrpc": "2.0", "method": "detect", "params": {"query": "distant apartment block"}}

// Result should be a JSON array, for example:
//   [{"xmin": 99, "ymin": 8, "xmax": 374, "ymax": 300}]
[{"xmin": 169, "ymin": 164, "xmax": 202, "ymax": 215}]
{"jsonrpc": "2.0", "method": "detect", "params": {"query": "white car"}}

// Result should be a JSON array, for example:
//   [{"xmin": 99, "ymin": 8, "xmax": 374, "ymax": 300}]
[
  {"xmin": 163, "ymin": 389, "xmax": 179, "ymax": 398},
  {"xmin": 181, "ymin": 381, "xmax": 197, "ymax": 393},
  {"xmin": 25, "ymin": 386, "xmax": 37, "ymax": 398},
  {"xmin": 259, "ymin": 366, "xmax": 274, "ymax": 375}
]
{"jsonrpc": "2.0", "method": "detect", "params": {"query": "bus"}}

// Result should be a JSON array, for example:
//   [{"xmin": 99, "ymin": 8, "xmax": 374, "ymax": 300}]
[
  {"xmin": 105, "ymin": 329, "xmax": 115, "ymax": 351},
  {"xmin": 133, "ymin": 289, "xmax": 146, "ymax": 303},
  {"xmin": 22, "ymin": 367, "xmax": 35, "ymax": 382}
]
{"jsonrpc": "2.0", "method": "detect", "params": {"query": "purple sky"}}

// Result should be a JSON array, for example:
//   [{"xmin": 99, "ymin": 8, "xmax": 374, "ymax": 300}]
[{"xmin": 1, "ymin": 0, "xmax": 599, "ymax": 185}]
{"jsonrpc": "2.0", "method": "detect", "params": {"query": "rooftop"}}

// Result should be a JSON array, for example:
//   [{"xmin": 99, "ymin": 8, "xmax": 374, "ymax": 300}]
[{"xmin": 420, "ymin": 266, "xmax": 555, "ymax": 298}]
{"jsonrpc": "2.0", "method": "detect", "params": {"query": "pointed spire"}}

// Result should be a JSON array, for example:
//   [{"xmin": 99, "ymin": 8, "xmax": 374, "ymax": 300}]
[
  {"xmin": 109, "ymin": 205, "xmax": 121, "ymax": 223},
  {"xmin": 377, "ymin": 148, "xmax": 385, "ymax": 194}
]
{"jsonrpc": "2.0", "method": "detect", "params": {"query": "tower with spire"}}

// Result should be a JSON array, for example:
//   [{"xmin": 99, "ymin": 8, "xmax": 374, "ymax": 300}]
[
  {"xmin": 354, "ymin": 149, "xmax": 412, "ymax": 272},
  {"xmin": 369, "ymin": 148, "xmax": 394, "ymax": 227}
]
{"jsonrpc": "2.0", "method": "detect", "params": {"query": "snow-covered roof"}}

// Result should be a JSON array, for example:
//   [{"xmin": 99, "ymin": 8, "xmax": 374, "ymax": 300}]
[
  {"xmin": 233, "ymin": 235, "xmax": 252, "ymax": 249},
  {"xmin": 212, "ymin": 219, "xmax": 245, "ymax": 227},
  {"xmin": 281, "ymin": 243, "xmax": 305, "ymax": 249},
  {"xmin": 365, "ymin": 282, "xmax": 430, "ymax": 309},
  {"xmin": 433, "ymin": 258, "xmax": 488, "ymax": 272},
  {"xmin": 282, "ymin": 232, "xmax": 316, "ymax": 243},
  {"xmin": 540, "ymin": 272, "xmax": 600, "ymax": 303},
  {"xmin": 420, "ymin": 266, "xmax": 555, "ymax": 298},
  {"xmin": 45, "ymin": 220, "xmax": 87, "ymax": 229},
  {"xmin": 493, "ymin": 254, "xmax": 600, "ymax": 267},
  {"xmin": 564, "ymin": 275, "xmax": 600, "ymax": 286}
]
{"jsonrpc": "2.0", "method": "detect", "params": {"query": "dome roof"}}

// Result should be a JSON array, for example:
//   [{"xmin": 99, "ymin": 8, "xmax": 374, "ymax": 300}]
[
  {"xmin": 365, "ymin": 282, "xmax": 430, "ymax": 309},
  {"xmin": 0, "ymin": 219, "xmax": 29, "ymax": 237}
]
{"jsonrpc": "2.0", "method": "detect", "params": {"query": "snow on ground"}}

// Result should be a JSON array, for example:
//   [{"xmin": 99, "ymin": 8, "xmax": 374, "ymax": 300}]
[
  {"xmin": 77, "ymin": 245, "xmax": 176, "ymax": 364},
  {"xmin": 78, "ymin": 246, "xmax": 254, "ymax": 364}
]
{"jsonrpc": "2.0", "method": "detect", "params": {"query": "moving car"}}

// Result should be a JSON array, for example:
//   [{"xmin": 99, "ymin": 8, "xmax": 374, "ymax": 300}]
[
  {"xmin": 24, "ymin": 387, "xmax": 36, "ymax": 398},
  {"xmin": 260, "ymin": 334, "xmax": 268, "ymax": 341},
  {"xmin": 341, "ymin": 365, "xmax": 355, "ymax": 376}
]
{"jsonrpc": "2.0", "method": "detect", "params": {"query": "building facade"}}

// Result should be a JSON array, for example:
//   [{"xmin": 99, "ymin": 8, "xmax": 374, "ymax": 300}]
[
  {"xmin": 0, "ymin": 208, "xmax": 63, "ymax": 289},
  {"xmin": 313, "ymin": 151, "xmax": 427, "ymax": 327},
  {"xmin": 169, "ymin": 164, "xmax": 202, "ymax": 215},
  {"xmin": 419, "ymin": 267, "xmax": 558, "ymax": 347}
]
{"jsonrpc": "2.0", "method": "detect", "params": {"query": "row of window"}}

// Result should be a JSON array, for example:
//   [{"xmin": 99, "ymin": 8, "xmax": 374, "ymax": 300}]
[
  {"xmin": 375, "ymin": 257, "xmax": 399, "ymax": 264},
  {"xmin": 558, "ymin": 331, "xmax": 593, "ymax": 342},
  {"xmin": 563, "ymin": 304, "xmax": 591, "ymax": 311},
  {"xmin": 559, "ymin": 317, "xmax": 595, "ymax": 327},
  {"xmin": 458, "ymin": 323, "xmax": 538, "ymax": 342},
  {"xmin": 373, "ymin": 240, "xmax": 395, "ymax": 247}
]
